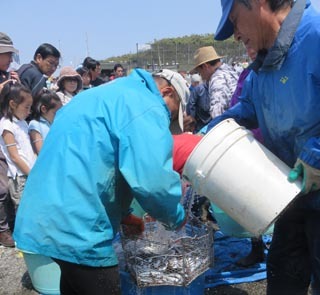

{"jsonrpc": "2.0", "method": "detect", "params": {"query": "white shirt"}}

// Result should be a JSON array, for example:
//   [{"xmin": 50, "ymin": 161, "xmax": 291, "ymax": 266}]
[
  {"xmin": 0, "ymin": 117, "xmax": 36, "ymax": 178},
  {"xmin": 56, "ymin": 91, "xmax": 74, "ymax": 106}
]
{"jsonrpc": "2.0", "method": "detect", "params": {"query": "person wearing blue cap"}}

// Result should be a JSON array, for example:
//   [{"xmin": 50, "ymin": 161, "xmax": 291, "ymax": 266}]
[{"xmin": 208, "ymin": 0, "xmax": 320, "ymax": 294}]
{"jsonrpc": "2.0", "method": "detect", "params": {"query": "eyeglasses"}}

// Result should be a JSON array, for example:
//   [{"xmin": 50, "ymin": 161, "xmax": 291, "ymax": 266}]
[
  {"xmin": 64, "ymin": 77, "xmax": 78, "ymax": 83},
  {"xmin": 45, "ymin": 59, "xmax": 60, "ymax": 69}
]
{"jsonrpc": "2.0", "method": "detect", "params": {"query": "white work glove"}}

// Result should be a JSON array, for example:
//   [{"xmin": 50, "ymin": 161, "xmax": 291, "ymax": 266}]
[{"xmin": 288, "ymin": 159, "xmax": 320, "ymax": 194}]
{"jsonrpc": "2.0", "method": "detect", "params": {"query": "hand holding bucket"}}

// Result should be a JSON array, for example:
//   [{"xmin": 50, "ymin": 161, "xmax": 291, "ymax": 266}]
[{"xmin": 288, "ymin": 159, "xmax": 320, "ymax": 194}]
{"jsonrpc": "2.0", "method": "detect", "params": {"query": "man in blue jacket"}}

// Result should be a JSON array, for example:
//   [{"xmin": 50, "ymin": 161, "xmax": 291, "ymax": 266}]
[
  {"xmin": 13, "ymin": 68, "xmax": 188, "ymax": 294},
  {"xmin": 211, "ymin": 0, "xmax": 320, "ymax": 294}
]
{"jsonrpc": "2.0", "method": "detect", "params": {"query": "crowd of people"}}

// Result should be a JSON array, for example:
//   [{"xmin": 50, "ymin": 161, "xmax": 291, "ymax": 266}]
[
  {"xmin": 0, "ymin": 0, "xmax": 320, "ymax": 294},
  {"xmin": 0, "ymin": 34, "xmax": 128, "ymax": 250}
]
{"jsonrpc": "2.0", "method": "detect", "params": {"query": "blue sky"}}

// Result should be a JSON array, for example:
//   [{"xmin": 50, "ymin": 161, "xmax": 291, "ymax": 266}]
[{"xmin": 2, "ymin": 0, "xmax": 320, "ymax": 71}]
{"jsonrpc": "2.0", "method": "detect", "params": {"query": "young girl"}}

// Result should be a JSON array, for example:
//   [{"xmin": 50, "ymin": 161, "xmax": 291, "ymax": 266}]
[
  {"xmin": 0, "ymin": 82, "xmax": 36, "ymax": 212},
  {"xmin": 56, "ymin": 66, "xmax": 82, "ymax": 105},
  {"xmin": 29, "ymin": 88, "xmax": 62, "ymax": 155}
]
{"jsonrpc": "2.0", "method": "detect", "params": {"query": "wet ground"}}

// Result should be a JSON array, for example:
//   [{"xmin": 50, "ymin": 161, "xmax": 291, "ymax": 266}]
[{"xmin": 0, "ymin": 245, "xmax": 268, "ymax": 295}]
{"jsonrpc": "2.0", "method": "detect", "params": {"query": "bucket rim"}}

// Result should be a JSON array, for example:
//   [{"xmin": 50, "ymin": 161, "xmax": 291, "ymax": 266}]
[{"xmin": 182, "ymin": 119, "xmax": 247, "ymax": 182}]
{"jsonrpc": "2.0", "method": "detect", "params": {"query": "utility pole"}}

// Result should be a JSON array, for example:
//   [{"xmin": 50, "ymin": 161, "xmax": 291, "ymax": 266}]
[
  {"xmin": 157, "ymin": 43, "xmax": 162, "ymax": 68},
  {"xmin": 149, "ymin": 44, "xmax": 154, "ymax": 71},
  {"xmin": 85, "ymin": 32, "xmax": 90, "ymax": 57},
  {"xmin": 175, "ymin": 42, "xmax": 178, "ymax": 65},
  {"xmin": 136, "ymin": 43, "xmax": 139, "ymax": 67}
]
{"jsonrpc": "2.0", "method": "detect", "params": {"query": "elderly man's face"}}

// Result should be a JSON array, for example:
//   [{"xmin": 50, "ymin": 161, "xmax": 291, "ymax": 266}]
[{"xmin": 229, "ymin": 0, "xmax": 278, "ymax": 52}]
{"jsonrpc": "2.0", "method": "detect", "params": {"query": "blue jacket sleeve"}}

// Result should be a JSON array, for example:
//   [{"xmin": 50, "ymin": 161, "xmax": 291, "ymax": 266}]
[
  {"xmin": 299, "ymin": 138, "xmax": 320, "ymax": 169},
  {"xmin": 118, "ymin": 105, "xmax": 185, "ymax": 230},
  {"xmin": 206, "ymin": 100, "xmax": 258, "ymax": 132}
]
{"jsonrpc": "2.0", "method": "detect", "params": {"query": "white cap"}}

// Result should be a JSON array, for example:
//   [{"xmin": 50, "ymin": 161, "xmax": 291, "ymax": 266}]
[
  {"xmin": 191, "ymin": 73, "xmax": 202, "ymax": 83},
  {"xmin": 153, "ymin": 69, "xmax": 190, "ymax": 132}
]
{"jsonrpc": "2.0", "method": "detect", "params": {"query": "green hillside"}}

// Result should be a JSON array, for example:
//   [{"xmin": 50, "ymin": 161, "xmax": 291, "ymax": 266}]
[{"xmin": 100, "ymin": 34, "xmax": 247, "ymax": 73}]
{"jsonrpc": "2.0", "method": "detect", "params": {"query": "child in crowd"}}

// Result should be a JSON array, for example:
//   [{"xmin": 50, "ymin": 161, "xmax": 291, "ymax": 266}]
[
  {"xmin": 29, "ymin": 89, "xmax": 62, "ymax": 155},
  {"xmin": 56, "ymin": 66, "xmax": 82, "ymax": 105},
  {"xmin": 0, "ymin": 82, "xmax": 36, "ymax": 216},
  {"xmin": 76, "ymin": 66, "xmax": 92, "ymax": 90}
]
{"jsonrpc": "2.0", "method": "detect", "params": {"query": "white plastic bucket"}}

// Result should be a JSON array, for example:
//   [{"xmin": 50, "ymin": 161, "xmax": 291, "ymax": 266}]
[
  {"xmin": 21, "ymin": 251, "xmax": 61, "ymax": 295},
  {"xmin": 183, "ymin": 119, "xmax": 302, "ymax": 236}
]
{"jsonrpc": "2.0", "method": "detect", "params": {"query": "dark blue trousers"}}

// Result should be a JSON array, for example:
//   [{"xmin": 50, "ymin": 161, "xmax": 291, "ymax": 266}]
[{"xmin": 267, "ymin": 190, "xmax": 320, "ymax": 295}]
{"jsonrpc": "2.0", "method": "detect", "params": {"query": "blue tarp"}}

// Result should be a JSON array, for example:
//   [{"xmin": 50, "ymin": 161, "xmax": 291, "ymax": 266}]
[{"xmin": 205, "ymin": 231, "xmax": 272, "ymax": 288}]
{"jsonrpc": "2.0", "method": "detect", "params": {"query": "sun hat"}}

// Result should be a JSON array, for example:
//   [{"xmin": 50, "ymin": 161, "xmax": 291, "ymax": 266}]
[
  {"xmin": 215, "ymin": 0, "xmax": 235, "ymax": 41},
  {"xmin": 190, "ymin": 46, "xmax": 225, "ymax": 73},
  {"xmin": 0, "ymin": 32, "xmax": 18, "ymax": 54},
  {"xmin": 57, "ymin": 66, "xmax": 83, "ymax": 92},
  {"xmin": 153, "ymin": 69, "xmax": 190, "ymax": 132}
]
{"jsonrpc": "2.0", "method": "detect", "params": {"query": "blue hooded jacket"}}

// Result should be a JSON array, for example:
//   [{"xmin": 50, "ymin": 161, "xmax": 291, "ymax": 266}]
[
  {"xmin": 207, "ymin": 0, "xmax": 320, "ymax": 169},
  {"xmin": 13, "ymin": 69, "xmax": 185, "ymax": 267}
]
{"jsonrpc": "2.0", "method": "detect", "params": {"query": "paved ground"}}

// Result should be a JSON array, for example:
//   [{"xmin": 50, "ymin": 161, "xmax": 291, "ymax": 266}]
[
  {"xmin": 0, "ymin": 245, "xmax": 268, "ymax": 295},
  {"xmin": 0, "ymin": 246, "xmax": 37, "ymax": 295}
]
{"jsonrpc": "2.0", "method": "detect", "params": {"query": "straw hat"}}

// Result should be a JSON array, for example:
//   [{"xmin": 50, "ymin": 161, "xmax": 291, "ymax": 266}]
[{"xmin": 191, "ymin": 46, "xmax": 224, "ymax": 73}]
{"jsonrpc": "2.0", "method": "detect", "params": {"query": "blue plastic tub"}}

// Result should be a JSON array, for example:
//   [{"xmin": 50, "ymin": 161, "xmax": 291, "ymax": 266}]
[
  {"xmin": 211, "ymin": 203, "xmax": 274, "ymax": 238},
  {"xmin": 21, "ymin": 251, "xmax": 61, "ymax": 295},
  {"xmin": 130, "ymin": 198, "xmax": 146, "ymax": 217},
  {"xmin": 120, "ymin": 270, "xmax": 205, "ymax": 295}
]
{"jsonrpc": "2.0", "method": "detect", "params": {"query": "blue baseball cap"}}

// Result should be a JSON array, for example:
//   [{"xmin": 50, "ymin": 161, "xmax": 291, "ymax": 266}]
[{"xmin": 215, "ymin": 0, "xmax": 235, "ymax": 41}]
